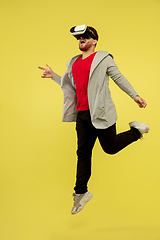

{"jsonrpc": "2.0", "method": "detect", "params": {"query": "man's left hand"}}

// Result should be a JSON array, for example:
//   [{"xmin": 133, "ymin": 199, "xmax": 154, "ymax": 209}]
[{"xmin": 134, "ymin": 95, "xmax": 147, "ymax": 108}]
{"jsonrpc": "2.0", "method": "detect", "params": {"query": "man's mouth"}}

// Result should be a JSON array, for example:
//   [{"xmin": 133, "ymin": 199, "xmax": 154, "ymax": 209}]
[{"xmin": 80, "ymin": 40, "xmax": 85, "ymax": 44}]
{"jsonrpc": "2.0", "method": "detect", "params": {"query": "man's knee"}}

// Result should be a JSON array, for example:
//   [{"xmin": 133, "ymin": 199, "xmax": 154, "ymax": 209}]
[
  {"xmin": 77, "ymin": 148, "xmax": 92, "ymax": 160},
  {"xmin": 102, "ymin": 146, "xmax": 118, "ymax": 155}
]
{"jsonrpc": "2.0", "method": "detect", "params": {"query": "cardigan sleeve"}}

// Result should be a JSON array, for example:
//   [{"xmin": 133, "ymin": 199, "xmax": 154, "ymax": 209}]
[
  {"xmin": 52, "ymin": 73, "xmax": 62, "ymax": 86},
  {"xmin": 106, "ymin": 56, "xmax": 138, "ymax": 100}
]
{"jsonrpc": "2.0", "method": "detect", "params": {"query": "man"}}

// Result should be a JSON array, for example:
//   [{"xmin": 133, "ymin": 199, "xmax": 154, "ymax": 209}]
[{"xmin": 38, "ymin": 25, "xmax": 149, "ymax": 215}]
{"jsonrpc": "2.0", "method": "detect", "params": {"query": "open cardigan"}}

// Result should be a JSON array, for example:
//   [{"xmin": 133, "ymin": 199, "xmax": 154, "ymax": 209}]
[{"xmin": 52, "ymin": 51, "xmax": 138, "ymax": 129}]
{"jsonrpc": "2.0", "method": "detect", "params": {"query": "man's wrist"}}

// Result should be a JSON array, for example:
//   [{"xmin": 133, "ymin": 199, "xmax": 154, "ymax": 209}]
[
  {"xmin": 51, "ymin": 72, "xmax": 55, "ymax": 79},
  {"xmin": 134, "ymin": 95, "xmax": 139, "ymax": 100}
]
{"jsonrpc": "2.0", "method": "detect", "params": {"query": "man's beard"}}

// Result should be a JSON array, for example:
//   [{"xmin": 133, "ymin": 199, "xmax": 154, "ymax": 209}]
[{"xmin": 79, "ymin": 43, "xmax": 90, "ymax": 51}]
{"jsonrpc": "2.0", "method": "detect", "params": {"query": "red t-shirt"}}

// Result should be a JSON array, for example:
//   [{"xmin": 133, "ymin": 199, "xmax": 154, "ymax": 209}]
[{"xmin": 72, "ymin": 52, "xmax": 97, "ymax": 111}]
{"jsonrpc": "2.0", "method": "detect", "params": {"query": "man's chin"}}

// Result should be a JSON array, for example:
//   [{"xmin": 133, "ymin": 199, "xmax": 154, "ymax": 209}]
[{"xmin": 79, "ymin": 46, "xmax": 87, "ymax": 51}]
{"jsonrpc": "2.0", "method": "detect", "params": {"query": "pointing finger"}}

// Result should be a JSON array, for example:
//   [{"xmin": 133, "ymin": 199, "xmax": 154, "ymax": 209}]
[{"xmin": 38, "ymin": 66, "xmax": 46, "ymax": 70}]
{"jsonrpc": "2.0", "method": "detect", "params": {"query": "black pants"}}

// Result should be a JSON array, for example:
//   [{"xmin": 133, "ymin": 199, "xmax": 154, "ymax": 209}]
[{"xmin": 74, "ymin": 110, "xmax": 140, "ymax": 194}]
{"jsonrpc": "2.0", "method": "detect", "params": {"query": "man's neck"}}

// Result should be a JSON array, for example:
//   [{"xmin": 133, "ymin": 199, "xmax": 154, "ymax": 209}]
[{"xmin": 82, "ymin": 50, "xmax": 95, "ymax": 59}]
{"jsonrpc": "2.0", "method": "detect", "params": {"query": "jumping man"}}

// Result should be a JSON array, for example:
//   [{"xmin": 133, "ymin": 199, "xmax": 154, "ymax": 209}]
[{"xmin": 38, "ymin": 25, "xmax": 149, "ymax": 215}]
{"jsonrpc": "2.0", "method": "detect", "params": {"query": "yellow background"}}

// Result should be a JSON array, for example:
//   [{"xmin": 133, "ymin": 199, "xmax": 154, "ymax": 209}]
[{"xmin": 0, "ymin": 0, "xmax": 160, "ymax": 239}]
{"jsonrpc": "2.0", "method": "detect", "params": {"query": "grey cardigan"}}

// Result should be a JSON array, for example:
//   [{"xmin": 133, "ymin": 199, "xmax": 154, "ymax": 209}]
[{"xmin": 52, "ymin": 50, "xmax": 138, "ymax": 129}]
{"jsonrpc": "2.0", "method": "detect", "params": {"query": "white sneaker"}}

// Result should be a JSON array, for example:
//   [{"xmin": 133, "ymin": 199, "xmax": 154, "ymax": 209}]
[
  {"xmin": 129, "ymin": 121, "xmax": 149, "ymax": 138},
  {"xmin": 71, "ymin": 192, "xmax": 93, "ymax": 215}
]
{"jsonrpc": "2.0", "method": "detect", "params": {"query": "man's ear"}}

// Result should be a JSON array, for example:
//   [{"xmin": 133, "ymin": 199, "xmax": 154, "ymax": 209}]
[{"xmin": 93, "ymin": 39, "xmax": 98, "ymax": 47}]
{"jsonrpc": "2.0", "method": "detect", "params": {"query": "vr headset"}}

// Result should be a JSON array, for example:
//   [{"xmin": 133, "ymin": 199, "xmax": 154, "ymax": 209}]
[{"xmin": 70, "ymin": 25, "xmax": 97, "ymax": 40}]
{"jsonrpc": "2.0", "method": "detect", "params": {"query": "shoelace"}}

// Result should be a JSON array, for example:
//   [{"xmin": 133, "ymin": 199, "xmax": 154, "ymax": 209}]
[{"xmin": 72, "ymin": 193, "xmax": 82, "ymax": 206}]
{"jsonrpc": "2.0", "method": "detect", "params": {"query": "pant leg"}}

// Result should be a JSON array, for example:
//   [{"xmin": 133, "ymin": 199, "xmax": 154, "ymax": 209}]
[
  {"xmin": 74, "ymin": 110, "xmax": 97, "ymax": 194},
  {"xmin": 97, "ymin": 123, "xmax": 140, "ymax": 155}
]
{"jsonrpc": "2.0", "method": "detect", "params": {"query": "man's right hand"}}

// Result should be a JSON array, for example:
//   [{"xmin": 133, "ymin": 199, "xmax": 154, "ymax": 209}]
[{"xmin": 38, "ymin": 64, "xmax": 55, "ymax": 79}]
